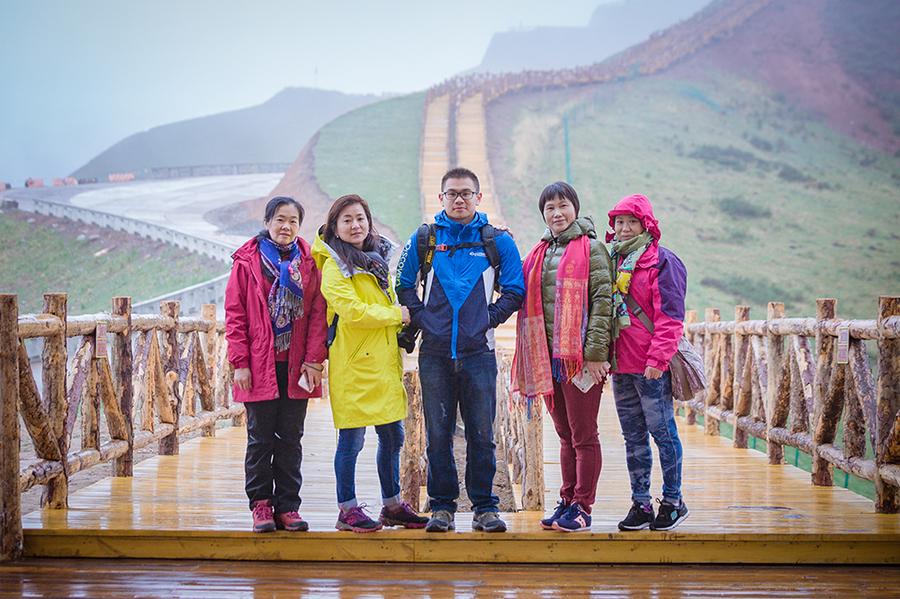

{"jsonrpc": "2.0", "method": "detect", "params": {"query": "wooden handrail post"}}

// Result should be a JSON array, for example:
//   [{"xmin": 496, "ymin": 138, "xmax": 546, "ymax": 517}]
[
  {"xmin": 201, "ymin": 303, "xmax": 217, "ymax": 438},
  {"xmin": 811, "ymin": 298, "xmax": 836, "ymax": 486},
  {"xmin": 732, "ymin": 305, "xmax": 751, "ymax": 448},
  {"xmin": 41, "ymin": 293, "xmax": 68, "ymax": 508},
  {"xmin": 704, "ymin": 308, "xmax": 721, "ymax": 436},
  {"xmin": 766, "ymin": 301, "xmax": 786, "ymax": 464},
  {"xmin": 112, "ymin": 297, "xmax": 134, "ymax": 476},
  {"xmin": 684, "ymin": 310, "xmax": 698, "ymax": 425},
  {"xmin": 875, "ymin": 296, "xmax": 900, "ymax": 513},
  {"xmin": 0, "ymin": 294, "xmax": 22, "ymax": 562},
  {"xmin": 158, "ymin": 301, "xmax": 182, "ymax": 455},
  {"xmin": 400, "ymin": 370, "xmax": 424, "ymax": 510}
]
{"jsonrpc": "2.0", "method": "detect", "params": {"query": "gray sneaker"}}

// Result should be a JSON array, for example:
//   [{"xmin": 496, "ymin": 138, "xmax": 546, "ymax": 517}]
[
  {"xmin": 425, "ymin": 510, "xmax": 455, "ymax": 532},
  {"xmin": 472, "ymin": 511, "xmax": 507, "ymax": 533}
]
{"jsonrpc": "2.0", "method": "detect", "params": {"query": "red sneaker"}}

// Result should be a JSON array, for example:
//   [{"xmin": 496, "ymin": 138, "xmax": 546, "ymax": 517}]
[
  {"xmin": 275, "ymin": 511, "xmax": 310, "ymax": 532},
  {"xmin": 251, "ymin": 499, "xmax": 276, "ymax": 533}
]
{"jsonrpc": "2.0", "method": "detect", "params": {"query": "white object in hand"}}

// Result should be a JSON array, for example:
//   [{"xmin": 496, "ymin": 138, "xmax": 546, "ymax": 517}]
[
  {"xmin": 298, "ymin": 371, "xmax": 312, "ymax": 392},
  {"xmin": 571, "ymin": 368, "xmax": 596, "ymax": 393}
]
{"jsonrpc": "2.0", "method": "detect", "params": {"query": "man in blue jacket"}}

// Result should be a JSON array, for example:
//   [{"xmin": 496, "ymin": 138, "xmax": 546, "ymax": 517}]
[{"xmin": 396, "ymin": 167, "xmax": 524, "ymax": 533}]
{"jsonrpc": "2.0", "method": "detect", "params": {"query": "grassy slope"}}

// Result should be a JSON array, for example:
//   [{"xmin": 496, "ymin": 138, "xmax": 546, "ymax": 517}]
[
  {"xmin": 0, "ymin": 210, "xmax": 225, "ymax": 314},
  {"xmin": 487, "ymin": 70, "xmax": 900, "ymax": 320},
  {"xmin": 312, "ymin": 93, "xmax": 425, "ymax": 240}
]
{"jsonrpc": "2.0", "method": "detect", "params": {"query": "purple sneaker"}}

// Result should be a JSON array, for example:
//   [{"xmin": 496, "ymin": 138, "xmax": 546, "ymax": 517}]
[
  {"xmin": 380, "ymin": 502, "xmax": 429, "ymax": 529},
  {"xmin": 336, "ymin": 505, "xmax": 383, "ymax": 533}
]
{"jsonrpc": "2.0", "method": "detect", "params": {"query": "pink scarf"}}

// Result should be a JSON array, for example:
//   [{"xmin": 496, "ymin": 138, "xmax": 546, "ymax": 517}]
[{"xmin": 511, "ymin": 235, "xmax": 590, "ymax": 404}]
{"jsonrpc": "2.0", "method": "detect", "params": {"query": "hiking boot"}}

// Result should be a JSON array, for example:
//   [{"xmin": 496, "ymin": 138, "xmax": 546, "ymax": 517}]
[
  {"xmin": 336, "ymin": 505, "xmax": 383, "ymax": 533},
  {"xmin": 552, "ymin": 503, "xmax": 592, "ymax": 532},
  {"xmin": 472, "ymin": 511, "xmax": 507, "ymax": 533},
  {"xmin": 618, "ymin": 501, "xmax": 655, "ymax": 531},
  {"xmin": 380, "ymin": 502, "xmax": 429, "ymax": 529},
  {"xmin": 275, "ymin": 511, "xmax": 309, "ymax": 532},
  {"xmin": 540, "ymin": 500, "xmax": 571, "ymax": 530},
  {"xmin": 650, "ymin": 499, "xmax": 689, "ymax": 531},
  {"xmin": 425, "ymin": 510, "xmax": 455, "ymax": 533},
  {"xmin": 250, "ymin": 499, "xmax": 276, "ymax": 533}
]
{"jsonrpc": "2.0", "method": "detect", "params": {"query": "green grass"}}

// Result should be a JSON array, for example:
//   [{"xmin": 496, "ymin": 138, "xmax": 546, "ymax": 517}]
[
  {"xmin": 0, "ymin": 210, "xmax": 226, "ymax": 314},
  {"xmin": 486, "ymin": 70, "xmax": 900, "ymax": 320},
  {"xmin": 682, "ymin": 409, "xmax": 876, "ymax": 501},
  {"xmin": 313, "ymin": 92, "xmax": 425, "ymax": 240}
]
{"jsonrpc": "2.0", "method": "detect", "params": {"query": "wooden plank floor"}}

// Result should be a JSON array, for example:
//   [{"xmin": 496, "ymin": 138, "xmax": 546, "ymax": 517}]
[
  {"xmin": 21, "ymin": 391, "xmax": 900, "ymax": 564},
  {"xmin": 3, "ymin": 560, "xmax": 900, "ymax": 598}
]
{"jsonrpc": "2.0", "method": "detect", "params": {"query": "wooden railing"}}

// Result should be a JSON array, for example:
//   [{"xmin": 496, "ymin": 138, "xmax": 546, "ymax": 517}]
[
  {"xmin": 679, "ymin": 297, "xmax": 900, "ymax": 513},
  {"xmin": 1, "ymin": 293, "xmax": 241, "ymax": 561}
]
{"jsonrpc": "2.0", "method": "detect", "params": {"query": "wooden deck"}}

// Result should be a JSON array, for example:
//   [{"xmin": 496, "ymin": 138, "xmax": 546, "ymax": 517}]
[{"xmin": 20, "ymin": 392, "xmax": 900, "ymax": 564}]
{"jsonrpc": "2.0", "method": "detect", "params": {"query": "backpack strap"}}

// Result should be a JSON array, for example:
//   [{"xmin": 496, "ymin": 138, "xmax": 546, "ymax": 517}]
[
  {"xmin": 415, "ymin": 223, "xmax": 437, "ymax": 289},
  {"xmin": 416, "ymin": 222, "xmax": 503, "ymax": 291},
  {"xmin": 624, "ymin": 294, "xmax": 655, "ymax": 333}
]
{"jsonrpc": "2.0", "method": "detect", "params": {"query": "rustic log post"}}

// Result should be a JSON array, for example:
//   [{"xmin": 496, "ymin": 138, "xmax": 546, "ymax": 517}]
[
  {"xmin": 41, "ymin": 293, "xmax": 69, "ymax": 508},
  {"xmin": 733, "ymin": 305, "xmax": 751, "ymax": 448},
  {"xmin": 158, "ymin": 301, "xmax": 182, "ymax": 455},
  {"xmin": 400, "ymin": 370, "xmax": 424, "ymax": 510},
  {"xmin": 766, "ymin": 302, "xmax": 786, "ymax": 464},
  {"xmin": 684, "ymin": 310, "xmax": 698, "ymax": 424},
  {"xmin": 704, "ymin": 308, "xmax": 721, "ymax": 436},
  {"xmin": 812, "ymin": 298, "xmax": 836, "ymax": 485},
  {"xmin": 0, "ymin": 295, "xmax": 22, "ymax": 562},
  {"xmin": 111, "ymin": 297, "xmax": 134, "ymax": 476},
  {"xmin": 875, "ymin": 296, "xmax": 900, "ymax": 513},
  {"xmin": 521, "ymin": 395, "xmax": 545, "ymax": 511},
  {"xmin": 201, "ymin": 304, "xmax": 217, "ymax": 438}
]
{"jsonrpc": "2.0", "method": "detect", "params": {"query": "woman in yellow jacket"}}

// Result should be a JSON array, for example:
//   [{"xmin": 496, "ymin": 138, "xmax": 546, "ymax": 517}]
[{"xmin": 313, "ymin": 194, "xmax": 429, "ymax": 533}]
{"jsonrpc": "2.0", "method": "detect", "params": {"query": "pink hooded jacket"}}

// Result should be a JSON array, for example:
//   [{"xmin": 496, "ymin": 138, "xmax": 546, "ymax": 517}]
[
  {"xmin": 607, "ymin": 194, "xmax": 687, "ymax": 374},
  {"xmin": 224, "ymin": 236, "xmax": 328, "ymax": 402}
]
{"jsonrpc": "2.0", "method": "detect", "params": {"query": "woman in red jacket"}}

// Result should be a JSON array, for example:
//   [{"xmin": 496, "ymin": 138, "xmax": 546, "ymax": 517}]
[{"xmin": 224, "ymin": 196, "xmax": 328, "ymax": 533}]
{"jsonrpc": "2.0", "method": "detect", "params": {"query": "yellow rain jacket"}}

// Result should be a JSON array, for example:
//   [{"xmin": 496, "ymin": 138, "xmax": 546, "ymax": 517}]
[{"xmin": 312, "ymin": 233, "xmax": 407, "ymax": 429}]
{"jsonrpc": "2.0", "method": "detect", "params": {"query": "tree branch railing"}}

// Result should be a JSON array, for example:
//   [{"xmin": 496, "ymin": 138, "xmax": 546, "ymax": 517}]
[
  {"xmin": 1, "ymin": 293, "xmax": 241, "ymax": 561},
  {"xmin": 678, "ymin": 296, "xmax": 900, "ymax": 514}
]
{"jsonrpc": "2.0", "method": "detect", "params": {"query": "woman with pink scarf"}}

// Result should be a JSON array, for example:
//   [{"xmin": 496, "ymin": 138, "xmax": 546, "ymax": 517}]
[{"xmin": 512, "ymin": 181, "xmax": 613, "ymax": 532}]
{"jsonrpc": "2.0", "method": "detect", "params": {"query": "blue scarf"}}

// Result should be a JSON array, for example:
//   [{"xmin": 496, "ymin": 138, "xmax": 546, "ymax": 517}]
[{"xmin": 259, "ymin": 237, "xmax": 305, "ymax": 352}]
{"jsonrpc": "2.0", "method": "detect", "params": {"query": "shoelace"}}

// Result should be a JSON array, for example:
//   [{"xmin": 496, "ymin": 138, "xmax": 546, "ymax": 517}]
[
  {"xmin": 253, "ymin": 503, "xmax": 274, "ymax": 520},
  {"xmin": 345, "ymin": 504, "xmax": 375, "ymax": 525}
]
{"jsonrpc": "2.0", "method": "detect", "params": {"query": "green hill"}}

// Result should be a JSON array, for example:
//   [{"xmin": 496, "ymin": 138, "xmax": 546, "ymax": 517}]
[
  {"xmin": 0, "ymin": 209, "xmax": 225, "ymax": 314},
  {"xmin": 312, "ymin": 93, "xmax": 425, "ymax": 240}
]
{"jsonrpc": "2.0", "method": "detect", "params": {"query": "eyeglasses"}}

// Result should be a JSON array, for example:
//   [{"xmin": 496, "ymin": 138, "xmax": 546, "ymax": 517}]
[{"xmin": 441, "ymin": 190, "xmax": 477, "ymax": 201}]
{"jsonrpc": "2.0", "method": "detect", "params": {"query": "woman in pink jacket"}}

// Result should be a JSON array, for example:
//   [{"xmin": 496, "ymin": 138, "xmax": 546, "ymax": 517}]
[
  {"xmin": 225, "ymin": 196, "xmax": 328, "ymax": 533},
  {"xmin": 607, "ymin": 194, "xmax": 690, "ymax": 532}
]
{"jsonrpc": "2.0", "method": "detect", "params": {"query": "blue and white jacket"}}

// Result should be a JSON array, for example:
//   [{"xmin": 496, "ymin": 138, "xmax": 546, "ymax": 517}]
[{"xmin": 396, "ymin": 211, "xmax": 525, "ymax": 359}]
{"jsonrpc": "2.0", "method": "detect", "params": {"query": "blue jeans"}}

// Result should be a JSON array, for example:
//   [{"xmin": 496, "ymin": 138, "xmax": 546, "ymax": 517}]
[
  {"xmin": 419, "ymin": 351, "xmax": 499, "ymax": 514},
  {"xmin": 334, "ymin": 420, "xmax": 405, "ymax": 509},
  {"xmin": 612, "ymin": 372, "xmax": 683, "ymax": 505}
]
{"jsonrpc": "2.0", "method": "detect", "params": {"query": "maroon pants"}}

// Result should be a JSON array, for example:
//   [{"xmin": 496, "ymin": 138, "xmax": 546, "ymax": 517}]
[{"xmin": 545, "ymin": 378, "xmax": 603, "ymax": 512}]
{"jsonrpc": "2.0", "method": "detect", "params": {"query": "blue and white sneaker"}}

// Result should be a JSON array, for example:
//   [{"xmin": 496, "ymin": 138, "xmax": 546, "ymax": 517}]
[
  {"xmin": 540, "ymin": 500, "xmax": 570, "ymax": 530},
  {"xmin": 552, "ymin": 503, "xmax": 592, "ymax": 532}
]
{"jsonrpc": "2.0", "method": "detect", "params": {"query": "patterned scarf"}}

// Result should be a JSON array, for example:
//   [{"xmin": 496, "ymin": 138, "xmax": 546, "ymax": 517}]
[
  {"xmin": 259, "ymin": 236, "xmax": 305, "ymax": 352},
  {"xmin": 512, "ymin": 235, "xmax": 590, "ymax": 403},
  {"xmin": 609, "ymin": 231, "xmax": 652, "ymax": 340}
]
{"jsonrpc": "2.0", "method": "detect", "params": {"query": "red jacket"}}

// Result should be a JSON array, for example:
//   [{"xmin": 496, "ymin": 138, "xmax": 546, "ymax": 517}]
[
  {"xmin": 607, "ymin": 195, "xmax": 687, "ymax": 374},
  {"xmin": 224, "ymin": 236, "xmax": 327, "ymax": 402}
]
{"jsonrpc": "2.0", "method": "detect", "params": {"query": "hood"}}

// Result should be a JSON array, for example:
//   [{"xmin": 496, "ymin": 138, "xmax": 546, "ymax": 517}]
[
  {"xmin": 231, "ymin": 235, "xmax": 312, "ymax": 263},
  {"xmin": 606, "ymin": 194, "xmax": 661, "ymax": 243},
  {"xmin": 434, "ymin": 210, "xmax": 489, "ymax": 230},
  {"xmin": 311, "ymin": 229, "xmax": 398, "ymax": 278},
  {"xmin": 541, "ymin": 216, "xmax": 598, "ymax": 243}
]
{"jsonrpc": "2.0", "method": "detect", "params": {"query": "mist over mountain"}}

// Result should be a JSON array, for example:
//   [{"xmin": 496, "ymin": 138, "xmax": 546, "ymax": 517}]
[
  {"xmin": 471, "ymin": 0, "xmax": 710, "ymax": 74},
  {"xmin": 73, "ymin": 87, "xmax": 382, "ymax": 180}
]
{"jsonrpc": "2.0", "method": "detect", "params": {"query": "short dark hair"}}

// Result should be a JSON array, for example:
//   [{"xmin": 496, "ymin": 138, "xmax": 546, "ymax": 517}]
[
  {"xmin": 322, "ymin": 194, "xmax": 380, "ymax": 269},
  {"xmin": 264, "ymin": 196, "xmax": 305, "ymax": 225},
  {"xmin": 441, "ymin": 167, "xmax": 480, "ymax": 192},
  {"xmin": 538, "ymin": 181, "xmax": 580, "ymax": 216}
]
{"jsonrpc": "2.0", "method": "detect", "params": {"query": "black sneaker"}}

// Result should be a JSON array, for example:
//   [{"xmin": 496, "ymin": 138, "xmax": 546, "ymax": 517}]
[
  {"xmin": 617, "ymin": 501, "xmax": 655, "ymax": 531},
  {"xmin": 540, "ymin": 500, "xmax": 570, "ymax": 530},
  {"xmin": 650, "ymin": 499, "xmax": 689, "ymax": 531}
]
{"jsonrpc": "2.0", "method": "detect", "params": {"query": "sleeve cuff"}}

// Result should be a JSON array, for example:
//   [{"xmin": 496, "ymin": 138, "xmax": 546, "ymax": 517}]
[{"xmin": 645, "ymin": 358, "xmax": 669, "ymax": 372}]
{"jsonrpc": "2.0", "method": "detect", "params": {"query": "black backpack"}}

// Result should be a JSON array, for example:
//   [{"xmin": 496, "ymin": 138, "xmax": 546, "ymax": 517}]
[{"xmin": 414, "ymin": 223, "xmax": 502, "ymax": 291}]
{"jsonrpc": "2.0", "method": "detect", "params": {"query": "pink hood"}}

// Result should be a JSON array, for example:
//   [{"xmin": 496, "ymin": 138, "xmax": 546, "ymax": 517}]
[{"xmin": 606, "ymin": 194, "xmax": 661, "ymax": 243}]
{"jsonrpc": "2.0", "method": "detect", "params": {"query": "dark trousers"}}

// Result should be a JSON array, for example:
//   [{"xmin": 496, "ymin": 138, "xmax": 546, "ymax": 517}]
[
  {"xmin": 419, "ymin": 351, "xmax": 499, "ymax": 514},
  {"xmin": 547, "ymin": 378, "xmax": 603, "ymax": 512},
  {"xmin": 244, "ymin": 361, "xmax": 309, "ymax": 513}
]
